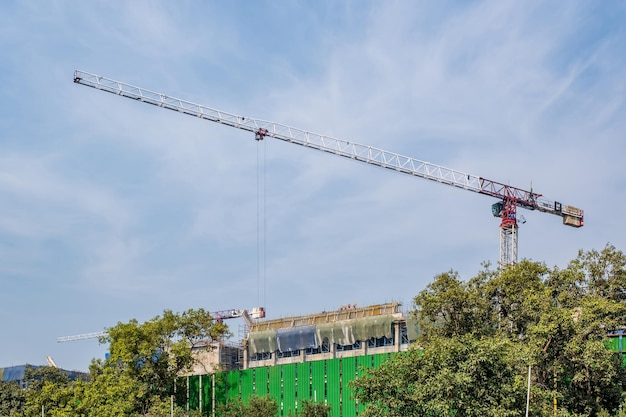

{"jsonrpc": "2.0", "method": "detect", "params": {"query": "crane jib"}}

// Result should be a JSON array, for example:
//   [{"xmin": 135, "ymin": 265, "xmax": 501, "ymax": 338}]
[{"xmin": 72, "ymin": 69, "xmax": 584, "ymax": 265}]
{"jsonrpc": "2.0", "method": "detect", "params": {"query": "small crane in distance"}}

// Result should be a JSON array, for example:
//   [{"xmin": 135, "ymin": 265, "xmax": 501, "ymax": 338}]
[
  {"xmin": 72, "ymin": 70, "xmax": 584, "ymax": 266},
  {"xmin": 57, "ymin": 308, "xmax": 266, "ymax": 343}
]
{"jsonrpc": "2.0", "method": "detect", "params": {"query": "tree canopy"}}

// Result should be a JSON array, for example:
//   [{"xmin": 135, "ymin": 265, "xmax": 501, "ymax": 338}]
[
  {"xmin": 0, "ymin": 308, "xmax": 228, "ymax": 417},
  {"xmin": 353, "ymin": 335, "xmax": 526, "ymax": 417},
  {"xmin": 92, "ymin": 308, "xmax": 229, "ymax": 415},
  {"xmin": 0, "ymin": 380, "xmax": 25, "ymax": 416},
  {"xmin": 353, "ymin": 244, "xmax": 626, "ymax": 417}
]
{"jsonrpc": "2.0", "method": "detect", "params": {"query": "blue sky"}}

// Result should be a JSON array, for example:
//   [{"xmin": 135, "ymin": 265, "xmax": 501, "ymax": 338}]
[{"xmin": 1, "ymin": 1, "xmax": 625, "ymax": 372}]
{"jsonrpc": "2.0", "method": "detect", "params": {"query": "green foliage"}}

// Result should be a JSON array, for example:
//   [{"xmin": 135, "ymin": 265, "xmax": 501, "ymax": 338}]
[
  {"xmin": 217, "ymin": 395, "xmax": 279, "ymax": 417},
  {"xmin": 90, "ymin": 307, "xmax": 229, "ymax": 414},
  {"xmin": 358, "ymin": 244, "xmax": 626, "ymax": 417},
  {"xmin": 76, "ymin": 362, "xmax": 143, "ymax": 416},
  {"xmin": 141, "ymin": 397, "xmax": 191, "ymax": 417},
  {"xmin": 22, "ymin": 366, "xmax": 79, "ymax": 417},
  {"xmin": 0, "ymin": 381, "xmax": 26, "ymax": 416},
  {"xmin": 486, "ymin": 260, "xmax": 550, "ymax": 339},
  {"xmin": 217, "ymin": 396, "xmax": 331, "ymax": 417},
  {"xmin": 0, "ymin": 308, "xmax": 228, "ymax": 417},
  {"xmin": 217, "ymin": 398, "xmax": 246, "ymax": 417},
  {"xmin": 24, "ymin": 365, "xmax": 72, "ymax": 391},
  {"xmin": 352, "ymin": 335, "xmax": 526, "ymax": 417},
  {"xmin": 297, "ymin": 399, "xmax": 331, "ymax": 417},
  {"xmin": 570, "ymin": 244, "xmax": 626, "ymax": 302},
  {"xmin": 413, "ymin": 270, "xmax": 483, "ymax": 338}
]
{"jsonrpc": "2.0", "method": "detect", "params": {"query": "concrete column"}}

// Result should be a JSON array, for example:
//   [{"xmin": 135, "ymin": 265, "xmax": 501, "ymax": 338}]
[
  {"xmin": 242, "ymin": 343, "xmax": 249, "ymax": 370},
  {"xmin": 394, "ymin": 322, "xmax": 401, "ymax": 352}
]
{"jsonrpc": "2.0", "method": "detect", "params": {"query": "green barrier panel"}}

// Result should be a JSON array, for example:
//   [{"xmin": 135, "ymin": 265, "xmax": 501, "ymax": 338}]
[
  {"xmin": 201, "ymin": 374, "xmax": 212, "ymax": 415},
  {"xmin": 283, "ymin": 363, "xmax": 297, "ymax": 416},
  {"xmin": 255, "ymin": 367, "xmax": 269, "ymax": 397},
  {"xmin": 606, "ymin": 337, "xmax": 620, "ymax": 352},
  {"xmin": 342, "ymin": 357, "xmax": 357, "ymax": 417},
  {"xmin": 270, "ymin": 365, "xmax": 282, "ymax": 407},
  {"xmin": 227, "ymin": 370, "xmax": 240, "ymax": 402},
  {"xmin": 241, "ymin": 368, "xmax": 254, "ymax": 403},
  {"xmin": 311, "ymin": 361, "xmax": 325, "ymax": 403},
  {"xmin": 327, "ymin": 358, "xmax": 341, "ymax": 417},
  {"xmin": 297, "ymin": 362, "xmax": 311, "ymax": 402},
  {"xmin": 358, "ymin": 355, "xmax": 374, "ymax": 377},
  {"xmin": 358, "ymin": 355, "xmax": 373, "ymax": 375},
  {"xmin": 189, "ymin": 375, "xmax": 200, "ymax": 410},
  {"xmin": 214, "ymin": 373, "xmax": 227, "ymax": 406},
  {"xmin": 374, "ymin": 352, "xmax": 390, "ymax": 368},
  {"xmin": 357, "ymin": 355, "xmax": 374, "ymax": 414}
]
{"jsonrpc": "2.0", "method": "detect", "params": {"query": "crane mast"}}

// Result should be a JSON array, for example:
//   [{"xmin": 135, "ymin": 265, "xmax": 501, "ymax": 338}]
[{"xmin": 73, "ymin": 70, "xmax": 584, "ymax": 266}]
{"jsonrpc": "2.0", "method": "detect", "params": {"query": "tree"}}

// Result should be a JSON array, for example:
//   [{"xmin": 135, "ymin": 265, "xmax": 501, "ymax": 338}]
[
  {"xmin": 85, "ymin": 308, "xmax": 229, "ymax": 415},
  {"xmin": 486, "ymin": 260, "xmax": 550, "ymax": 340},
  {"xmin": 76, "ymin": 361, "xmax": 143, "ymax": 417},
  {"xmin": 0, "ymin": 309, "xmax": 227, "ymax": 416},
  {"xmin": 298, "ymin": 399, "xmax": 331, "ymax": 417},
  {"xmin": 535, "ymin": 246, "xmax": 626, "ymax": 415},
  {"xmin": 570, "ymin": 244, "xmax": 626, "ymax": 302},
  {"xmin": 528, "ymin": 259, "xmax": 626, "ymax": 415},
  {"xmin": 217, "ymin": 398, "xmax": 246, "ymax": 417},
  {"xmin": 22, "ymin": 366, "xmax": 79, "ymax": 417},
  {"xmin": 0, "ymin": 380, "xmax": 26, "ymax": 416},
  {"xmin": 413, "ymin": 270, "xmax": 488, "ymax": 339},
  {"xmin": 357, "ymin": 246, "xmax": 626, "ymax": 417},
  {"xmin": 217, "ymin": 395, "xmax": 279, "ymax": 417},
  {"xmin": 352, "ymin": 335, "xmax": 526, "ymax": 417},
  {"xmin": 23, "ymin": 365, "xmax": 71, "ymax": 391}
]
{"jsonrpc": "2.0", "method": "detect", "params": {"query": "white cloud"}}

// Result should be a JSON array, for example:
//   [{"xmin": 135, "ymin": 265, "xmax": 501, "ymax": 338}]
[{"xmin": 0, "ymin": 153, "xmax": 133, "ymax": 238}]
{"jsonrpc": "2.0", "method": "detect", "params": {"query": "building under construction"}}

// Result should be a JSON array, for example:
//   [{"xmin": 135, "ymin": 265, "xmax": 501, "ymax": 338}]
[
  {"xmin": 71, "ymin": 70, "xmax": 587, "ymax": 415},
  {"xmin": 182, "ymin": 302, "xmax": 419, "ymax": 417},
  {"xmin": 243, "ymin": 302, "xmax": 414, "ymax": 368}
]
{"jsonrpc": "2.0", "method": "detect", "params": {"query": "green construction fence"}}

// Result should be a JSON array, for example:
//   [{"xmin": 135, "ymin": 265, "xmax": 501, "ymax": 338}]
[{"xmin": 178, "ymin": 352, "xmax": 393, "ymax": 416}]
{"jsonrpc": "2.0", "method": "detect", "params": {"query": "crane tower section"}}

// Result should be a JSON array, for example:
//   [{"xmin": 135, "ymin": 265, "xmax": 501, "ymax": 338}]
[{"xmin": 72, "ymin": 70, "xmax": 584, "ymax": 266}]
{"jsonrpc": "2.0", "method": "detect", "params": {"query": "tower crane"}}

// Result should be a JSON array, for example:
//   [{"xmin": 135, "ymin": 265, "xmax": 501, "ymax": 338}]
[
  {"xmin": 72, "ymin": 70, "xmax": 584, "ymax": 266},
  {"xmin": 56, "ymin": 307, "xmax": 265, "ymax": 343}
]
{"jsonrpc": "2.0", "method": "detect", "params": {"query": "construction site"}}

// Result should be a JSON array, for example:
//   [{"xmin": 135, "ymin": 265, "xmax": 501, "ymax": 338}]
[
  {"xmin": 54, "ymin": 301, "xmax": 417, "ymax": 416},
  {"xmin": 178, "ymin": 302, "xmax": 417, "ymax": 416},
  {"xmin": 65, "ymin": 71, "xmax": 588, "ymax": 417},
  {"xmin": 189, "ymin": 302, "xmax": 413, "ymax": 372}
]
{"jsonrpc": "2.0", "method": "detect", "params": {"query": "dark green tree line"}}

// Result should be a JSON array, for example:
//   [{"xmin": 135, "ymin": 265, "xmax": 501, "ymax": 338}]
[{"xmin": 353, "ymin": 245, "xmax": 626, "ymax": 417}]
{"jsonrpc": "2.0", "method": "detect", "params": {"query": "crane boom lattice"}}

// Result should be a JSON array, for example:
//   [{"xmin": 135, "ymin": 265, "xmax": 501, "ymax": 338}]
[
  {"xmin": 57, "ymin": 307, "xmax": 264, "ymax": 343},
  {"xmin": 73, "ymin": 70, "xmax": 584, "ymax": 266}
]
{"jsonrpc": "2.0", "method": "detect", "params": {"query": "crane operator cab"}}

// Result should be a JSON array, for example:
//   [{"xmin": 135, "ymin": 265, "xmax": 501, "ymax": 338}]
[{"xmin": 492, "ymin": 202, "xmax": 503, "ymax": 217}]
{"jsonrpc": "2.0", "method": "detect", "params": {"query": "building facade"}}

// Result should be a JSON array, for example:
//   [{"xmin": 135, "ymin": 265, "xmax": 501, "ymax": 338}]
[{"xmin": 181, "ymin": 302, "xmax": 419, "ymax": 416}]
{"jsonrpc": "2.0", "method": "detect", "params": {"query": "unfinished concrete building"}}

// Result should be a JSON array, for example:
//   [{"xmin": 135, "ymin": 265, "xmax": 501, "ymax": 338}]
[
  {"xmin": 191, "ymin": 302, "xmax": 419, "ymax": 373},
  {"xmin": 243, "ymin": 302, "xmax": 417, "ymax": 369},
  {"xmin": 182, "ymin": 302, "xmax": 419, "ymax": 416}
]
